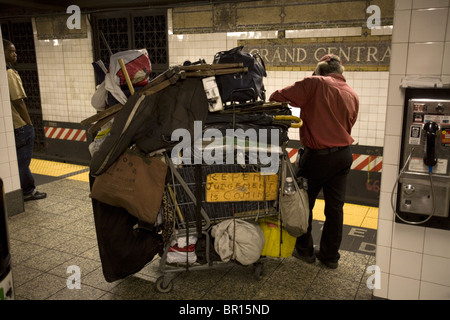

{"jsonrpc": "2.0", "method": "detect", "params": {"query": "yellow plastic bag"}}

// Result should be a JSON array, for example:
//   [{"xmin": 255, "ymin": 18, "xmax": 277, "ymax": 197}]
[{"xmin": 258, "ymin": 217, "xmax": 296, "ymax": 258}]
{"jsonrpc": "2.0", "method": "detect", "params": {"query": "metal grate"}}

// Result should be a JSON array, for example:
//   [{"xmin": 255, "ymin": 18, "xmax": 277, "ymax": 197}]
[
  {"xmin": 96, "ymin": 16, "xmax": 130, "ymax": 63},
  {"xmin": 1, "ymin": 20, "xmax": 45, "ymax": 153},
  {"xmin": 133, "ymin": 15, "xmax": 167, "ymax": 64},
  {"xmin": 92, "ymin": 10, "xmax": 168, "ymax": 81},
  {"xmin": 170, "ymin": 164, "xmax": 279, "ymax": 226},
  {"xmin": 9, "ymin": 22, "xmax": 36, "ymax": 64}
]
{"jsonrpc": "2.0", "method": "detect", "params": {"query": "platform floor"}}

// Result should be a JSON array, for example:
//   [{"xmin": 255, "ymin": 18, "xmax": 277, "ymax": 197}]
[{"xmin": 6, "ymin": 159, "xmax": 378, "ymax": 302}]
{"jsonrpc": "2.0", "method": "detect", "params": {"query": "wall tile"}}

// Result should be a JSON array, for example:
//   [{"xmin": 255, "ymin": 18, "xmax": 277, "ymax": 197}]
[
  {"xmin": 421, "ymin": 255, "xmax": 450, "ymax": 286},
  {"xmin": 375, "ymin": 245, "xmax": 391, "ymax": 274},
  {"xmin": 388, "ymin": 274, "xmax": 420, "ymax": 299},
  {"xmin": 392, "ymin": 9, "xmax": 411, "ymax": 43},
  {"xmin": 419, "ymin": 281, "xmax": 450, "ymax": 300},
  {"xmin": 371, "ymin": 25, "xmax": 393, "ymax": 36},
  {"xmin": 443, "ymin": 42, "xmax": 450, "ymax": 75},
  {"xmin": 412, "ymin": 0, "xmax": 449, "ymax": 9},
  {"xmin": 0, "ymin": 162, "xmax": 10, "ymax": 179},
  {"xmin": 0, "ymin": 147, "xmax": 8, "ymax": 165},
  {"xmin": 443, "ymin": 75, "xmax": 450, "ymax": 84},
  {"xmin": 447, "ymin": 11, "xmax": 450, "ymax": 41},
  {"xmin": 384, "ymin": 105, "xmax": 404, "ymax": 137},
  {"xmin": 376, "ymin": 217, "xmax": 394, "ymax": 246},
  {"xmin": 378, "ymin": 191, "xmax": 395, "ymax": 221},
  {"xmin": 389, "ymin": 43, "xmax": 408, "ymax": 75},
  {"xmin": 8, "ymin": 146, "xmax": 16, "ymax": 163},
  {"xmin": 423, "ymin": 228, "xmax": 450, "ymax": 258},
  {"xmin": 6, "ymin": 131, "xmax": 15, "ymax": 148},
  {"xmin": 409, "ymin": 8, "xmax": 448, "ymax": 42},
  {"xmin": 387, "ymin": 75, "xmax": 405, "ymax": 106},
  {"xmin": 406, "ymin": 42, "xmax": 445, "ymax": 75},
  {"xmin": 34, "ymin": 17, "xmax": 96, "ymax": 122},
  {"xmin": 395, "ymin": 0, "xmax": 412, "ymax": 10},
  {"xmin": 392, "ymin": 222, "xmax": 425, "ymax": 252},
  {"xmin": 390, "ymin": 248, "xmax": 423, "ymax": 279},
  {"xmin": 382, "ymin": 135, "xmax": 401, "ymax": 166},
  {"xmin": 380, "ymin": 163, "xmax": 399, "ymax": 194},
  {"xmin": 1, "ymin": 176, "xmax": 12, "ymax": 193}
]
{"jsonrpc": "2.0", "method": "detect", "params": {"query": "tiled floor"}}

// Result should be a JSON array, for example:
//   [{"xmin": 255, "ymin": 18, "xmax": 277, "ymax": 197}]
[{"xmin": 6, "ymin": 159, "xmax": 378, "ymax": 301}]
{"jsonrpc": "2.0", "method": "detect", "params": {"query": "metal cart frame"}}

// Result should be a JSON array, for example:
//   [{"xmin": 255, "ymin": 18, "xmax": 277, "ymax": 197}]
[{"xmin": 155, "ymin": 144, "xmax": 291, "ymax": 293}]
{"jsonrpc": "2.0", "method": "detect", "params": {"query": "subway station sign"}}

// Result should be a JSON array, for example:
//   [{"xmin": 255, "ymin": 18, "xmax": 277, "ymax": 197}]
[{"xmin": 239, "ymin": 36, "xmax": 391, "ymax": 71}]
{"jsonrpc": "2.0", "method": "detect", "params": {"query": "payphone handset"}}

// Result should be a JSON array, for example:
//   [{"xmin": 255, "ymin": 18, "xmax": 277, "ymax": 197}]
[
  {"xmin": 393, "ymin": 99, "xmax": 450, "ymax": 225},
  {"xmin": 423, "ymin": 121, "xmax": 439, "ymax": 168}
]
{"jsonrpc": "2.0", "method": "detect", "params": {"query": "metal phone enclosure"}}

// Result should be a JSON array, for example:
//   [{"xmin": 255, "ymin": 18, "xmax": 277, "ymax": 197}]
[{"xmin": 397, "ymin": 98, "xmax": 450, "ymax": 227}]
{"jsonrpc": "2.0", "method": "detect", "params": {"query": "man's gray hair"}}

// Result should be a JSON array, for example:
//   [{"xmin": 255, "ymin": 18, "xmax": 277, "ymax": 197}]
[{"xmin": 314, "ymin": 54, "xmax": 344, "ymax": 76}]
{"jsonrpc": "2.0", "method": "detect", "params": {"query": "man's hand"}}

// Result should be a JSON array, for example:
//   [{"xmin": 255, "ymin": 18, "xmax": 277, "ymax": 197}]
[{"xmin": 12, "ymin": 99, "xmax": 32, "ymax": 125}]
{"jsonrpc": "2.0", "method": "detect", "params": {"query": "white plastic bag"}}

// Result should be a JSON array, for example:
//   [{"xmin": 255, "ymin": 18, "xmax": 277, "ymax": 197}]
[
  {"xmin": 91, "ymin": 81, "xmax": 108, "ymax": 111},
  {"xmin": 104, "ymin": 49, "xmax": 152, "ymax": 105},
  {"xmin": 279, "ymin": 157, "xmax": 309, "ymax": 237}
]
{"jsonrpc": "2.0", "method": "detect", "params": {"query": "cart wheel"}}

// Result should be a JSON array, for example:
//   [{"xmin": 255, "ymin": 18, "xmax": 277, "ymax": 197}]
[
  {"xmin": 253, "ymin": 262, "xmax": 264, "ymax": 281},
  {"xmin": 155, "ymin": 276, "xmax": 173, "ymax": 293}
]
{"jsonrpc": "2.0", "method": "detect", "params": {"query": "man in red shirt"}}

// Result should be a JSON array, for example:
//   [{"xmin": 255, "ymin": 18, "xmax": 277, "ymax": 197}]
[{"xmin": 270, "ymin": 54, "xmax": 359, "ymax": 268}]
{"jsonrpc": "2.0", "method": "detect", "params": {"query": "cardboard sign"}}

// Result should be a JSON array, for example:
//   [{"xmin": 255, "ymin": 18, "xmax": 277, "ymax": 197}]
[{"xmin": 206, "ymin": 172, "xmax": 278, "ymax": 202}]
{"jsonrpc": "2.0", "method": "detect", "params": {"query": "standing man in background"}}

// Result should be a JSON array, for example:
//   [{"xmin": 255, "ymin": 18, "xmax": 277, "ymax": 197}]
[
  {"xmin": 3, "ymin": 39, "xmax": 46, "ymax": 201},
  {"xmin": 269, "ymin": 54, "xmax": 358, "ymax": 268}
]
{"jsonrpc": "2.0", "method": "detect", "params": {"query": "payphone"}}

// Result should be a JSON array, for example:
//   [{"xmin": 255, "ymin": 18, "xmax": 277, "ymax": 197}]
[{"xmin": 394, "ymin": 97, "xmax": 450, "ymax": 229}]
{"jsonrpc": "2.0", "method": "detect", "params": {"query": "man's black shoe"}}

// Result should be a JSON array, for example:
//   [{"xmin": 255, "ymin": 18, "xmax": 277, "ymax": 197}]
[
  {"xmin": 292, "ymin": 249, "xmax": 316, "ymax": 263},
  {"xmin": 24, "ymin": 190, "xmax": 47, "ymax": 201},
  {"xmin": 315, "ymin": 249, "xmax": 338, "ymax": 269}
]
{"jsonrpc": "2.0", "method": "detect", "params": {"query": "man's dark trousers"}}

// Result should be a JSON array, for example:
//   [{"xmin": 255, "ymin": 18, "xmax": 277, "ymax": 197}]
[
  {"xmin": 295, "ymin": 146, "xmax": 353, "ymax": 263},
  {"xmin": 14, "ymin": 124, "xmax": 36, "ymax": 196}
]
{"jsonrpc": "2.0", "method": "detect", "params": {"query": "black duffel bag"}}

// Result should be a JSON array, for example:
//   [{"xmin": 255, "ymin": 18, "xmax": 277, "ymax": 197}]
[{"xmin": 213, "ymin": 46, "xmax": 267, "ymax": 106}]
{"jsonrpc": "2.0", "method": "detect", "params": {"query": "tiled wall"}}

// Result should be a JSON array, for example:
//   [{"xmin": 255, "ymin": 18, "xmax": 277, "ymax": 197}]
[
  {"xmin": 33, "ymin": 17, "xmax": 96, "ymax": 124},
  {"xmin": 0, "ymin": 30, "xmax": 21, "ymax": 194},
  {"xmin": 168, "ymin": 11, "xmax": 390, "ymax": 147},
  {"xmin": 375, "ymin": 0, "xmax": 450, "ymax": 300},
  {"xmin": 32, "ymin": 11, "xmax": 391, "ymax": 147}
]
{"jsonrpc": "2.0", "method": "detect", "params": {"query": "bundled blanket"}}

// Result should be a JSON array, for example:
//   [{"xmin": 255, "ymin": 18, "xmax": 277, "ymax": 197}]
[{"xmin": 211, "ymin": 219, "xmax": 265, "ymax": 265}]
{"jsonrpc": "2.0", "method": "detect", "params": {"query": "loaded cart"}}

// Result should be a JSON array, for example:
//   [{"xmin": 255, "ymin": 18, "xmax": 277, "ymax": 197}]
[
  {"xmin": 155, "ymin": 106, "xmax": 301, "ymax": 292},
  {"xmin": 82, "ymin": 47, "xmax": 304, "ymax": 293}
]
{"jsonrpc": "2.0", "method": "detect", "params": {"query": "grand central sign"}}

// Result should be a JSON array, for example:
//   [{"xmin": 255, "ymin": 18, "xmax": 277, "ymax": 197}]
[{"xmin": 239, "ymin": 36, "xmax": 391, "ymax": 71}]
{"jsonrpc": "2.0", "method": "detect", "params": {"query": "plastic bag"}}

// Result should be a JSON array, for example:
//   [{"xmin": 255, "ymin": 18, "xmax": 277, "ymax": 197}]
[
  {"xmin": 211, "ymin": 219, "xmax": 265, "ymax": 265},
  {"xmin": 279, "ymin": 157, "xmax": 309, "ymax": 237},
  {"xmin": 104, "ymin": 49, "xmax": 152, "ymax": 105}
]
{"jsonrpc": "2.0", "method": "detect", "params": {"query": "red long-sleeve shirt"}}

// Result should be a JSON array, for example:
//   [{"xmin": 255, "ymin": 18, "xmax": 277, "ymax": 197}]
[{"xmin": 269, "ymin": 73, "xmax": 359, "ymax": 149}]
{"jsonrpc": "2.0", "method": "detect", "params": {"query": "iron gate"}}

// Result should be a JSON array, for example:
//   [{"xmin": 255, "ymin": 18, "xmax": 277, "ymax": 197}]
[{"xmin": 90, "ymin": 10, "xmax": 168, "ymax": 82}]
